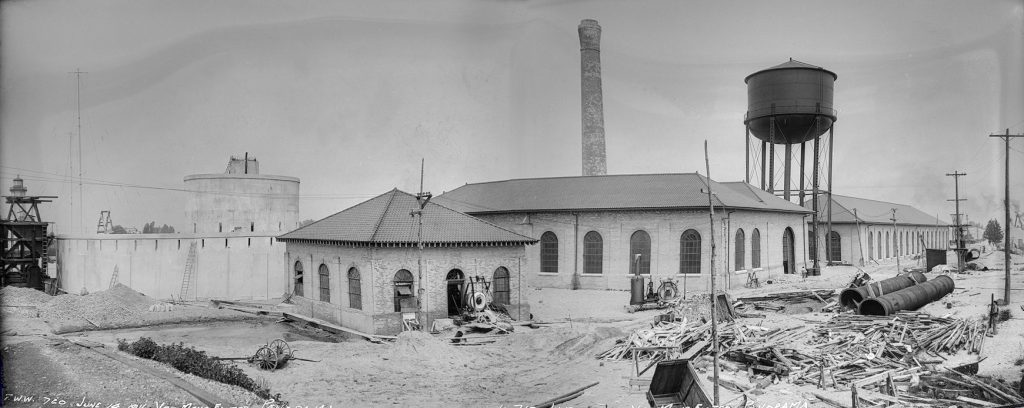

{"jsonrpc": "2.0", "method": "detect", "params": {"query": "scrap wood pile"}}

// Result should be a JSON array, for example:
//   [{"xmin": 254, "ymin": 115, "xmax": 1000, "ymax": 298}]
[
  {"xmin": 788, "ymin": 312, "xmax": 989, "ymax": 389},
  {"xmin": 911, "ymin": 369, "xmax": 1024, "ymax": 406},
  {"xmin": 735, "ymin": 289, "xmax": 836, "ymax": 312},
  {"xmin": 595, "ymin": 319, "xmax": 814, "ymax": 364}
]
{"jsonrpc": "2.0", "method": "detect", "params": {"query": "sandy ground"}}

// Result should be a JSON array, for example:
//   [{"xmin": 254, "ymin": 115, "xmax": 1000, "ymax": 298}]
[{"xmin": 4, "ymin": 250, "xmax": 1023, "ymax": 407}]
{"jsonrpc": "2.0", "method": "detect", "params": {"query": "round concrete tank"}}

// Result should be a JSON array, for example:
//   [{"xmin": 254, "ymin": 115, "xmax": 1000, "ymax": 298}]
[
  {"xmin": 744, "ymin": 59, "xmax": 837, "ymax": 144},
  {"xmin": 184, "ymin": 158, "xmax": 299, "ymax": 234}
]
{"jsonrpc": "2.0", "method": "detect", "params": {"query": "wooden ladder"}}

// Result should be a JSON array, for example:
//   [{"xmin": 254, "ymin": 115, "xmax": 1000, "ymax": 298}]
[
  {"xmin": 108, "ymin": 265, "xmax": 119, "ymax": 288},
  {"xmin": 179, "ymin": 242, "xmax": 197, "ymax": 301}
]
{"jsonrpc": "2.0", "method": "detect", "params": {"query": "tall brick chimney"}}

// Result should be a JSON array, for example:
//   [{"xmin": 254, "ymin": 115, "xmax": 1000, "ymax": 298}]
[{"xmin": 579, "ymin": 19, "xmax": 607, "ymax": 176}]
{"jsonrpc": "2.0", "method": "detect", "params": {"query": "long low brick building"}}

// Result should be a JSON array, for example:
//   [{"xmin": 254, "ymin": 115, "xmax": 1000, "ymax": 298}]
[
  {"xmin": 277, "ymin": 189, "xmax": 535, "ymax": 336},
  {"xmin": 434, "ymin": 173, "xmax": 814, "ymax": 292}
]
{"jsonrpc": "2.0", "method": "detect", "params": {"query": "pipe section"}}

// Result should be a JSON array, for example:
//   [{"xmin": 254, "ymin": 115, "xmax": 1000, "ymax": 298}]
[
  {"xmin": 839, "ymin": 272, "xmax": 926, "ymax": 309},
  {"xmin": 858, "ymin": 275, "xmax": 955, "ymax": 316}
]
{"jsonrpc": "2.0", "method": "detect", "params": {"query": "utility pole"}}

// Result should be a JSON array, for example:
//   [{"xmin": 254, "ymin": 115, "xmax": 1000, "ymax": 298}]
[
  {"xmin": 891, "ymin": 209, "xmax": 901, "ymax": 274},
  {"xmin": 990, "ymin": 129, "xmax": 1023, "ymax": 304},
  {"xmin": 411, "ymin": 159, "xmax": 431, "ymax": 327},
  {"xmin": 69, "ymin": 68, "xmax": 88, "ymax": 235},
  {"xmin": 946, "ymin": 171, "xmax": 967, "ymax": 274},
  {"xmin": 702, "ymin": 141, "xmax": 720, "ymax": 405}
]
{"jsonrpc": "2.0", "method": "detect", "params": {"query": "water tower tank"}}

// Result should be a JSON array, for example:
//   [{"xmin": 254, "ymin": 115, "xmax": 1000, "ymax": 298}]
[{"xmin": 744, "ymin": 59, "xmax": 837, "ymax": 144}]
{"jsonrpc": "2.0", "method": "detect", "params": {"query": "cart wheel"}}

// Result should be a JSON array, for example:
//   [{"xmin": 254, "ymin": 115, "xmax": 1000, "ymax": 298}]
[
  {"xmin": 255, "ymin": 346, "xmax": 278, "ymax": 371},
  {"xmin": 269, "ymin": 339, "xmax": 291, "ymax": 359}
]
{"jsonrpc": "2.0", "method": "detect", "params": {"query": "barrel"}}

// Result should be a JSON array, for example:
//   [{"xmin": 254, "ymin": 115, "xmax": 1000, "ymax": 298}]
[
  {"xmin": 630, "ymin": 276, "xmax": 646, "ymax": 305},
  {"xmin": 838, "ymin": 272, "xmax": 926, "ymax": 309},
  {"xmin": 859, "ymin": 275, "xmax": 955, "ymax": 316}
]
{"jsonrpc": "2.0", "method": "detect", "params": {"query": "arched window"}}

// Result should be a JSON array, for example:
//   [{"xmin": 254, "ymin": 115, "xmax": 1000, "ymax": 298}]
[
  {"xmin": 629, "ymin": 230, "xmax": 651, "ymax": 275},
  {"xmin": 492, "ymin": 267, "xmax": 510, "ymax": 305},
  {"xmin": 347, "ymin": 268, "xmax": 361, "ymax": 310},
  {"xmin": 583, "ymin": 231, "xmax": 603, "ymax": 275},
  {"xmin": 828, "ymin": 231, "xmax": 841, "ymax": 262},
  {"xmin": 734, "ymin": 229, "xmax": 745, "ymax": 271},
  {"xmin": 679, "ymin": 229, "xmax": 701, "ymax": 274},
  {"xmin": 293, "ymin": 261, "xmax": 304, "ymax": 297},
  {"xmin": 540, "ymin": 232, "xmax": 558, "ymax": 273},
  {"xmin": 318, "ymin": 264, "xmax": 330, "ymax": 302},
  {"xmin": 393, "ymin": 269, "xmax": 415, "ymax": 312},
  {"xmin": 751, "ymin": 229, "xmax": 761, "ymax": 269},
  {"xmin": 868, "ymin": 231, "xmax": 874, "ymax": 260}
]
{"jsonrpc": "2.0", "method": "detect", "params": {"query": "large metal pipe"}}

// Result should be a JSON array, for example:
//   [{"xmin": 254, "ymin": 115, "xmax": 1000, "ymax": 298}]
[
  {"xmin": 859, "ymin": 275, "xmax": 955, "ymax": 316},
  {"xmin": 839, "ymin": 271, "xmax": 926, "ymax": 309}
]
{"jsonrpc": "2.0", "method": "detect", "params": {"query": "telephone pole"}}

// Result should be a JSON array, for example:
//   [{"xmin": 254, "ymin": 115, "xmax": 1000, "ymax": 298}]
[
  {"xmin": 891, "ymin": 209, "xmax": 901, "ymax": 273},
  {"xmin": 69, "ymin": 68, "xmax": 87, "ymax": 235},
  {"xmin": 990, "ymin": 129, "xmax": 1023, "ymax": 304},
  {"xmin": 946, "ymin": 171, "xmax": 967, "ymax": 274}
]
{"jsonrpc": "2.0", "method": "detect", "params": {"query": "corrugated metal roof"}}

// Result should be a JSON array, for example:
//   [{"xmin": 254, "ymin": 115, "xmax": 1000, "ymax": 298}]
[
  {"xmin": 805, "ymin": 194, "xmax": 950, "ymax": 226},
  {"xmin": 434, "ymin": 173, "xmax": 810, "ymax": 214},
  {"xmin": 278, "ymin": 189, "xmax": 536, "ymax": 244}
]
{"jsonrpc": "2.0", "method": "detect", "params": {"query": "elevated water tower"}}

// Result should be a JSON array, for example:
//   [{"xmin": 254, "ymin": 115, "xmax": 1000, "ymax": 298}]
[{"xmin": 744, "ymin": 59, "xmax": 836, "ymax": 274}]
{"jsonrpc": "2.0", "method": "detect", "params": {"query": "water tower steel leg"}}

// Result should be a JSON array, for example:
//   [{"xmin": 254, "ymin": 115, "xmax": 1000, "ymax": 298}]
[
  {"xmin": 784, "ymin": 143, "xmax": 792, "ymax": 201},
  {"xmin": 812, "ymin": 133, "xmax": 821, "ymax": 273},
  {"xmin": 761, "ymin": 140, "xmax": 767, "ymax": 191},
  {"xmin": 799, "ymin": 141, "xmax": 807, "ymax": 206},
  {"xmin": 745, "ymin": 126, "xmax": 751, "ymax": 184},
  {"xmin": 768, "ymin": 115, "xmax": 776, "ymax": 193},
  {"xmin": 827, "ymin": 126, "xmax": 834, "ymax": 267}
]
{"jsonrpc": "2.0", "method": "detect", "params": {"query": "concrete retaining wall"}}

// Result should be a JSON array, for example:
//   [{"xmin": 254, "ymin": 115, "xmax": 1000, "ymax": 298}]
[{"xmin": 55, "ymin": 233, "xmax": 287, "ymax": 300}]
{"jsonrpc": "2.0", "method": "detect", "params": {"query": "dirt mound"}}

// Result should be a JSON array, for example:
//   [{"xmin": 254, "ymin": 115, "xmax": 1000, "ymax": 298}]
[
  {"xmin": 392, "ymin": 330, "xmax": 472, "ymax": 368},
  {"xmin": 0, "ymin": 286, "xmax": 53, "ymax": 306},
  {"xmin": 39, "ymin": 283, "xmax": 159, "ymax": 331}
]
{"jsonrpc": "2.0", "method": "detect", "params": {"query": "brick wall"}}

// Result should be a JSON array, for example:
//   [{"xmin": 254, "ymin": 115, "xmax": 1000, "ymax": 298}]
[
  {"xmin": 473, "ymin": 209, "xmax": 809, "ymax": 292},
  {"xmin": 285, "ymin": 241, "xmax": 528, "ymax": 336}
]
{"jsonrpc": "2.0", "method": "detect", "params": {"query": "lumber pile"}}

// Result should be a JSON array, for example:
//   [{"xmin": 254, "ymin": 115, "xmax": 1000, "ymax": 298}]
[
  {"xmin": 912, "ymin": 369, "xmax": 1024, "ymax": 406},
  {"xmin": 814, "ymin": 312, "xmax": 987, "ymax": 356},
  {"xmin": 735, "ymin": 290, "xmax": 835, "ymax": 312},
  {"xmin": 595, "ymin": 319, "xmax": 720, "ymax": 361}
]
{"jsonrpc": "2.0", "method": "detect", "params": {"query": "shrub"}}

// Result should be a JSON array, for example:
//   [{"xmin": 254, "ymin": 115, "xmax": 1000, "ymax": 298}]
[{"xmin": 117, "ymin": 337, "xmax": 280, "ymax": 401}]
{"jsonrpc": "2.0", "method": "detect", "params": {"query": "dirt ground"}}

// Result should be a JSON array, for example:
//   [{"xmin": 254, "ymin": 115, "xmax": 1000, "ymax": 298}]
[{"xmin": 3, "ymin": 250, "xmax": 1023, "ymax": 407}]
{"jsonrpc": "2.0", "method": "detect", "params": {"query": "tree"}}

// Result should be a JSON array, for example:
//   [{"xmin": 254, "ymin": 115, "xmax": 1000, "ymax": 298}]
[
  {"xmin": 159, "ymin": 224, "xmax": 175, "ymax": 233},
  {"xmin": 984, "ymin": 219, "xmax": 1004, "ymax": 245},
  {"xmin": 111, "ymin": 225, "xmax": 128, "ymax": 234},
  {"xmin": 300, "ymin": 219, "xmax": 316, "ymax": 227}
]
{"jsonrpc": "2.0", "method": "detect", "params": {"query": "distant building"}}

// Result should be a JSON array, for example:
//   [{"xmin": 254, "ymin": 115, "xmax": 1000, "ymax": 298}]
[
  {"xmin": 806, "ymin": 194, "xmax": 951, "ymax": 266},
  {"xmin": 56, "ymin": 156, "xmax": 299, "ymax": 300},
  {"xmin": 184, "ymin": 155, "xmax": 300, "ymax": 234},
  {"xmin": 435, "ymin": 173, "xmax": 812, "ymax": 291},
  {"xmin": 278, "ymin": 189, "xmax": 535, "ymax": 336}
]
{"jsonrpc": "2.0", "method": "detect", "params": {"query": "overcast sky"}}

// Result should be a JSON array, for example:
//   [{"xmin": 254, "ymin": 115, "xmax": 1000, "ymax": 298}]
[{"xmin": 2, "ymin": 0, "xmax": 1022, "ymax": 235}]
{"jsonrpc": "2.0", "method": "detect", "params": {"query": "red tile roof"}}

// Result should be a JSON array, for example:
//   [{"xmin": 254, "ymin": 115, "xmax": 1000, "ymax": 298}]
[
  {"xmin": 434, "ymin": 173, "xmax": 810, "ymax": 214},
  {"xmin": 278, "ymin": 189, "xmax": 536, "ymax": 245}
]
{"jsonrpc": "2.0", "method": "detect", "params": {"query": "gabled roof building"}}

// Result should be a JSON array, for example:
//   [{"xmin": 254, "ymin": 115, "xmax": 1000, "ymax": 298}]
[
  {"xmin": 436, "ymin": 173, "xmax": 813, "ymax": 291},
  {"xmin": 278, "ymin": 189, "xmax": 535, "ymax": 335},
  {"xmin": 806, "ymin": 194, "xmax": 951, "ymax": 266}
]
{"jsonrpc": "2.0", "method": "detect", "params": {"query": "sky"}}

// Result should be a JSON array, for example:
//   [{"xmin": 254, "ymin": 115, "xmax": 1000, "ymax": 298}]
[{"xmin": 1, "ymin": 0, "xmax": 1022, "ymax": 236}]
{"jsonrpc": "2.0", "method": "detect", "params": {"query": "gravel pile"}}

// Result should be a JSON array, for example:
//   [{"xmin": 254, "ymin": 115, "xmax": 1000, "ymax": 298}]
[
  {"xmin": 0, "ymin": 286, "xmax": 54, "ymax": 306},
  {"xmin": 39, "ymin": 283, "xmax": 158, "ymax": 329},
  {"xmin": 393, "ymin": 330, "xmax": 472, "ymax": 368}
]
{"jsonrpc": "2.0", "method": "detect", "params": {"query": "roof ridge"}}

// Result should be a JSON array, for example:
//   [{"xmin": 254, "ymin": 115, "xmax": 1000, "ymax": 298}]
[
  {"xmin": 429, "ymin": 198, "xmax": 536, "ymax": 242},
  {"xmin": 279, "ymin": 189, "xmax": 395, "ymax": 238},
  {"xmin": 693, "ymin": 173, "xmax": 723, "ymax": 208},
  {"xmin": 368, "ymin": 188, "xmax": 399, "ymax": 242},
  {"xmin": 455, "ymin": 172, "xmax": 703, "ymax": 187}
]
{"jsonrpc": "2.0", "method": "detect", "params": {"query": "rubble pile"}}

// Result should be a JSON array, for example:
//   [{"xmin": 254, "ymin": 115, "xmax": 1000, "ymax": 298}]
[
  {"xmin": 735, "ymin": 289, "xmax": 836, "ymax": 313},
  {"xmin": 38, "ymin": 283, "xmax": 157, "ymax": 328},
  {"xmin": 0, "ymin": 286, "xmax": 53, "ymax": 306}
]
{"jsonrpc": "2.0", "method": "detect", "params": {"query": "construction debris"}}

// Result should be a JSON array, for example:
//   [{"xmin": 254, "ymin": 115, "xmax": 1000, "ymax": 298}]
[{"xmin": 735, "ymin": 290, "xmax": 835, "ymax": 313}]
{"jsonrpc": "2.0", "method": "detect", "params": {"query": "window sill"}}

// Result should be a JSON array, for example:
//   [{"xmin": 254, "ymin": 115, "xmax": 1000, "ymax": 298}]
[
  {"xmin": 579, "ymin": 274, "xmax": 603, "ymax": 277},
  {"xmin": 537, "ymin": 272, "xmax": 559, "ymax": 276}
]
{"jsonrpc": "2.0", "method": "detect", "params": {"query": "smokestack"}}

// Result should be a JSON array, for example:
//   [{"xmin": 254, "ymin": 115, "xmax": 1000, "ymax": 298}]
[{"xmin": 579, "ymin": 19, "xmax": 607, "ymax": 176}]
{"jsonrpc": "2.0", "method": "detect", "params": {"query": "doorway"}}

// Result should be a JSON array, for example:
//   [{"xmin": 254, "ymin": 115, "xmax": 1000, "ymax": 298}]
[
  {"xmin": 782, "ymin": 227, "xmax": 795, "ymax": 274},
  {"xmin": 446, "ymin": 269, "xmax": 465, "ymax": 316}
]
